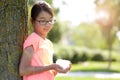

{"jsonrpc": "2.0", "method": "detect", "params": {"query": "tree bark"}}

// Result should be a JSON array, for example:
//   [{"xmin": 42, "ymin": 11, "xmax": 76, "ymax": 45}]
[{"xmin": 0, "ymin": 0, "xmax": 28, "ymax": 80}]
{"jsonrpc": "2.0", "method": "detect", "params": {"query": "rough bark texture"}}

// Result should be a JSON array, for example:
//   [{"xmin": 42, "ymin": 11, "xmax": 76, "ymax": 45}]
[{"xmin": 0, "ymin": 0, "xmax": 28, "ymax": 80}]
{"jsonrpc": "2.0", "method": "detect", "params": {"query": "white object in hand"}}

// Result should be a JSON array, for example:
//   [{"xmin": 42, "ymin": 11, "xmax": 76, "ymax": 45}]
[{"xmin": 56, "ymin": 59, "xmax": 70, "ymax": 69}]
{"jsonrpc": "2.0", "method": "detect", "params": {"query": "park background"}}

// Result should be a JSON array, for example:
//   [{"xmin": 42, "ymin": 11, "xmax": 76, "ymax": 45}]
[
  {"xmin": 28, "ymin": 0, "xmax": 120, "ymax": 80},
  {"xmin": 0, "ymin": 0, "xmax": 120, "ymax": 80}
]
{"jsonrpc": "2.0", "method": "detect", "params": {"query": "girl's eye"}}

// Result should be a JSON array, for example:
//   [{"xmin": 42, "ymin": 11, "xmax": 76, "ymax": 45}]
[
  {"xmin": 49, "ymin": 20, "xmax": 52, "ymax": 22},
  {"xmin": 40, "ymin": 20, "xmax": 46, "ymax": 23}
]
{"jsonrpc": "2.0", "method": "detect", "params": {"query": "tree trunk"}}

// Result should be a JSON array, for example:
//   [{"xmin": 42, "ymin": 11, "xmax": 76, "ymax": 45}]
[
  {"xmin": 108, "ymin": 46, "xmax": 112, "ymax": 69},
  {"xmin": 107, "ymin": 30, "xmax": 112, "ymax": 69},
  {"xmin": 0, "ymin": 0, "xmax": 28, "ymax": 80}
]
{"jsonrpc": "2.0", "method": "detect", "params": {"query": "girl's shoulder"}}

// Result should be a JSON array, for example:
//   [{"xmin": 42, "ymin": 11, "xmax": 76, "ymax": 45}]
[
  {"xmin": 25, "ymin": 32, "xmax": 39, "ymax": 41},
  {"xmin": 23, "ymin": 32, "xmax": 40, "ymax": 45},
  {"xmin": 23, "ymin": 32, "xmax": 41, "ymax": 49}
]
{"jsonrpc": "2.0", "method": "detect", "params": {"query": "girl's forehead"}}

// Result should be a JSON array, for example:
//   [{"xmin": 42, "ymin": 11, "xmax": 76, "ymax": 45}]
[{"xmin": 37, "ymin": 11, "xmax": 52, "ymax": 19}]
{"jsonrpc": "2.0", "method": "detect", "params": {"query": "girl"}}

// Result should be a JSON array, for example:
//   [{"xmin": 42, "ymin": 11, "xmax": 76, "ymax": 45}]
[{"xmin": 19, "ymin": 1, "xmax": 71, "ymax": 80}]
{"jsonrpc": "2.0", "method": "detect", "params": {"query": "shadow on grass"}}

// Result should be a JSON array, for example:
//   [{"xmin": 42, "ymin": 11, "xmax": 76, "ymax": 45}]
[{"xmin": 71, "ymin": 68, "xmax": 120, "ymax": 73}]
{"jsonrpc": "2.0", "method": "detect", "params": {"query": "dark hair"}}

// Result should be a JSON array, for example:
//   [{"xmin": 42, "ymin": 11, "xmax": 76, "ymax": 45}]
[{"xmin": 31, "ymin": 1, "xmax": 54, "ymax": 21}]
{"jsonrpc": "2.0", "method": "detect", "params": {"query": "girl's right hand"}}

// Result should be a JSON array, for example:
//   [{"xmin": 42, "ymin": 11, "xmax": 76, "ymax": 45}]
[{"xmin": 51, "ymin": 64, "xmax": 70, "ymax": 73}]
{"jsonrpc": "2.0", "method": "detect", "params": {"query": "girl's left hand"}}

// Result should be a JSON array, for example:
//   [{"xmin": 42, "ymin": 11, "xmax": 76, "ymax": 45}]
[{"xmin": 51, "ymin": 70, "xmax": 57, "ymax": 76}]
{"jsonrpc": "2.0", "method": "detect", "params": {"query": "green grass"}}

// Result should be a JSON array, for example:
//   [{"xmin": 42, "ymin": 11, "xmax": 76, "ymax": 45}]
[
  {"xmin": 71, "ymin": 61, "xmax": 120, "ymax": 73},
  {"xmin": 55, "ymin": 76, "xmax": 120, "ymax": 80},
  {"xmin": 55, "ymin": 61, "xmax": 120, "ymax": 80},
  {"xmin": 55, "ymin": 76, "xmax": 81, "ymax": 80}
]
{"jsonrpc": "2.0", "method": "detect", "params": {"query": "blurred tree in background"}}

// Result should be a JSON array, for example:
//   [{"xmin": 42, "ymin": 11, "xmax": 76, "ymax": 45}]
[{"xmin": 95, "ymin": 0, "xmax": 120, "ymax": 69}]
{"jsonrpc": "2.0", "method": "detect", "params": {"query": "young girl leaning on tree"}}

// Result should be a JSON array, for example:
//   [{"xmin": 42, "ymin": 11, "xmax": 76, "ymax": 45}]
[{"xmin": 19, "ymin": 1, "xmax": 71, "ymax": 80}]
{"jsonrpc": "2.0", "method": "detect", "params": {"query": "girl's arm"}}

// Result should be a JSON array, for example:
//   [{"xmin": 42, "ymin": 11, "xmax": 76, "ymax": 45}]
[{"xmin": 19, "ymin": 46, "xmax": 68, "ymax": 76}]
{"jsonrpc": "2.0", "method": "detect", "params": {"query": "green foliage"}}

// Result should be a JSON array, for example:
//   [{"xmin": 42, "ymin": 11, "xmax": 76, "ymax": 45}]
[
  {"xmin": 54, "ymin": 46, "xmax": 86, "ymax": 63},
  {"xmin": 47, "ymin": 22, "xmax": 62, "ymax": 43},
  {"xmin": 91, "ymin": 53, "xmax": 105, "ymax": 61},
  {"xmin": 29, "ymin": 0, "xmax": 33, "ymax": 5},
  {"xmin": 71, "ymin": 50, "xmax": 81, "ymax": 63},
  {"xmin": 70, "ymin": 23, "xmax": 107, "ymax": 49},
  {"xmin": 28, "ymin": 0, "xmax": 53, "ymax": 5},
  {"xmin": 71, "ymin": 51, "xmax": 89, "ymax": 63},
  {"xmin": 54, "ymin": 45, "xmax": 120, "ymax": 63},
  {"xmin": 45, "ymin": 0, "xmax": 52, "ymax": 5},
  {"xmin": 54, "ymin": 46, "xmax": 73, "ymax": 60},
  {"xmin": 80, "ymin": 52, "xmax": 89, "ymax": 61}
]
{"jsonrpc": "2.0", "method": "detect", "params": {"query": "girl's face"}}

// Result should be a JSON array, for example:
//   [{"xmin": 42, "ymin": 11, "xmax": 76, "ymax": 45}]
[{"xmin": 32, "ymin": 11, "xmax": 54, "ymax": 37}]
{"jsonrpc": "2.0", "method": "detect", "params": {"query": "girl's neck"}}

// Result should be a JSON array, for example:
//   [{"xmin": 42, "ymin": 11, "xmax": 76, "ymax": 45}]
[{"xmin": 34, "ymin": 31, "xmax": 46, "ymax": 40}]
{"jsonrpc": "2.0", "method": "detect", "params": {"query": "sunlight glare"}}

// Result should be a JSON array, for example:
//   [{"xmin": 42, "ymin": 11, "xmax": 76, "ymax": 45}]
[
  {"xmin": 53, "ymin": 0, "xmax": 96, "ymax": 26},
  {"xmin": 96, "ymin": 10, "xmax": 109, "ymax": 20},
  {"xmin": 96, "ymin": 10, "xmax": 110, "ymax": 25}
]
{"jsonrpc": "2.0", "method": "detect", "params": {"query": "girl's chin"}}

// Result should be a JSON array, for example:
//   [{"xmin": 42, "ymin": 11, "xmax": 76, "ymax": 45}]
[
  {"xmin": 44, "ymin": 30, "xmax": 49, "ymax": 34},
  {"xmin": 43, "ymin": 32, "xmax": 49, "ymax": 36}
]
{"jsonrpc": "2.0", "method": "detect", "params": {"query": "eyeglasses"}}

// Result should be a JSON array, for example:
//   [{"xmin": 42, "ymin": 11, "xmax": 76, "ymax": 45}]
[{"xmin": 35, "ymin": 19, "xmax": 56, "ymax": 25}]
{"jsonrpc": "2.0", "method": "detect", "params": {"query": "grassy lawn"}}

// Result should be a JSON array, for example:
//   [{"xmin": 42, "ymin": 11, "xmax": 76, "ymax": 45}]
[
  {"xmin": 55, "ymin": 76, "xmax": 120, "ymax": 80},
  {"xmin": 71, "ymin": 61, "xmax": 120, "ymax": 73},
  {"xmin": 55, "ymin": 61, "xmax": 120, "ymax": 80}
]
